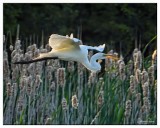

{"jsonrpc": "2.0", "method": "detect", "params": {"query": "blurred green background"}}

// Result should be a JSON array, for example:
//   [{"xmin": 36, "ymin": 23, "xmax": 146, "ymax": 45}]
[{"xmin": 3, "ymin": 3, "xmax": 157, "ymax": 58}]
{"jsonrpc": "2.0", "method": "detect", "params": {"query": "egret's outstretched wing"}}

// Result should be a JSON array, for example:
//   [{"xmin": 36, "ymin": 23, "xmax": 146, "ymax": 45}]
[
  {"xmin": 83, "ymin": 44, "xmax": 105, "ymax": 52},
  {"xmin": 49, "ymin": 34, "xmax": 80, "ymax": 51}
]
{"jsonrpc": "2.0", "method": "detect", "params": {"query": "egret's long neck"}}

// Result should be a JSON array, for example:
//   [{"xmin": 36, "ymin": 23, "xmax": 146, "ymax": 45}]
[{"xmin": 81, "ymin": 55, "xmax": 100, "ymax": 72}]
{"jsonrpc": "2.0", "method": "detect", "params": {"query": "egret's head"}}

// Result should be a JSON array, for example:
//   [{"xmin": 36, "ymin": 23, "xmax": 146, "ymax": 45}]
[{"xmin": 94, "ymin": 53, "xmax": 119, "ymax": 60}]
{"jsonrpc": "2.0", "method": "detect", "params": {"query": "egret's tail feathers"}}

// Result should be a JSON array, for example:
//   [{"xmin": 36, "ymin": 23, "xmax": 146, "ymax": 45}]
[{"xmin": 95, "ymin": 44, "xmax": 105, "ymax": 52}]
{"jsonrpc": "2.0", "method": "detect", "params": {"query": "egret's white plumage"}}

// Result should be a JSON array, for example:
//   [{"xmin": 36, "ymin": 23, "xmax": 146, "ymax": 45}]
[{"xmin": 15, "ymin": 34, "xmax": 118, "ymax": 72}]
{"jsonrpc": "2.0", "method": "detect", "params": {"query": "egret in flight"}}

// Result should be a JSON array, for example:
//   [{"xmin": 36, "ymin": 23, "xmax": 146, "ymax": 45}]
[{"xmin": 14, "ymin": 34, "xmax": 118, "ymax": 72}]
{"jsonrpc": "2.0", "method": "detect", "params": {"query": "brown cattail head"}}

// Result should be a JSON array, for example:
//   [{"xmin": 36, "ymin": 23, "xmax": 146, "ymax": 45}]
[
  {"xmin": 6, "ymin": 82, "xmax": 13, "ymax": 96},
  {"xmin": 133, "ymin": 48, "xmax": 142, "ymax": 71},
  {"xmin": 72, "ymin": 95, "xmax": 78, "ymax": 109},
  {"xmin": 56, "ymin": 68, "xmax": 66, "ymax": 87},
  {"xmin": 125, "ymin": 100, "xmax": 132, "ymax": 117},
  {"xmin": 135, "ymin": 69, "xmax": 141, "ymax": 84},
  {"xmin": 148, "ymin": 65, "xmax": 155, "ymax": 87},
  {"xmin": 97, "ymin": 90, "xmax": 104, "ymax": 107},
  {"xmin": 141, "ymin": 69, "xmax": 149, "ymax": 85},
  {"xmin": 129, "ymin": 75, "xmax": 137, "ymax": 94},
  {"xmin": 142, "ymin": 97, "xmax": 150, "ymax": 115},
  {"xmin": 142, "ymin": 82, "xmax": 149, "ymax": 98},
  {"xmin": 35, "ymin": 74, "xmax": 42, "ymax": 88},
  {"xmin": 88, "ymin": 72, "xmax": 97, "ymax": 85},
  {"xmin": 20, "ymin": 75, "xmax": 28, "ymax": 90}
]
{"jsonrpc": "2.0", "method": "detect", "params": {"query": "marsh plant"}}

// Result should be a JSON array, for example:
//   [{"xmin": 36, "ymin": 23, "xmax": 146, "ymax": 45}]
[{"xmin": 3, "ymin": 30, "xmax": 157, "ymax": 125}]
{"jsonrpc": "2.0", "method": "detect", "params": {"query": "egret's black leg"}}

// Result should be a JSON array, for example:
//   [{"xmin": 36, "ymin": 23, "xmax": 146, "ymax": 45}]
[{"xmin": 13, "ymin": 57, "xmax": 59, "ymax": 64}]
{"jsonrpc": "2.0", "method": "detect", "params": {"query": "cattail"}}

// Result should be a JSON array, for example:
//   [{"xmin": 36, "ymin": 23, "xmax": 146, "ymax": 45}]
[
  {"xmin": 88, "ymin": 72, "xmax": 97, "ymax": 85},
  {"xmin": 142, "ymin": 82, "xmax": 149, "ymax": 98},
  {"xmin": 46, "ymin": 66, "xmax": 53, "ymax": 81},
  {"xmin": 11, "ymin": 65, "xmax": 19, "ymax": 82},
  {"xmin": 135, "ymin": 69, "xmax": 141, "ymax": 84},
  {"xmin": 141, "ymin": 97, "xmax": 150, "ymax": 119},
  {"xmin": 137, "ymin": 50, "xmax": 142, "ymax": 69},
  {"xmin": 62, "ymin": 98, "xmax": 68, "ymax": 110},
  {"xmin": 6, "ymin": 82, "xmax": 13, "ymax": 96},
  {"xmin": 34, "ymin": 48, "xmax": 40, "ymax": 58},
  {"xmin": 27, "ymin": 63, "xmax": 36, "ymax": 75},
  {"xmin": 124, "ymin": 100, "xmax": 132, "ymax": 117},
  {"xmin": 35, "ymin": 74, "xmax": 42, "ymax": 88},
  {"xmin": 12, "ymin": 53, "xmax": 21, "ymax": 62},
  {"xmin": 3, "ymin": 58, "xmax": 10, "ymax": 82},
  {"xmin": 31, "ymin": 44, "xmax": 37, "ymax": 53},
  {"xmin": 35, "ymin": 62, "xmax": 43, "ymax": 74},
  {"xmin": 152, "ymin": 50, "xmax": 157, "ymax": 67},
  {"xmin": 15, "ymin": 39, "xmax": 21, "ymax": 50},
  {"xmin": 127, "ymin": 60, "xmax": 134, "ymax": 76},
  {"xmin": 97, "ymin": 90, "xmax": 104, "ymax": 107},
  {"xmin": 19, "ymin": 75, "xmax": 28, "ymax": 90},
  {"xmin": 129, "ymin": 75, "xmax": 137, "ymax": 94},
  {"xmin": 124, "ymin": 100, "xmax": 132, "ymax": 124},
  {"xmin": 24, "ymin": 52, "xmax": 32, "ymax": 61},
  {"xmin": 133, "ymin": 48, "xmax": 142, "ymax": 72},
  {"xmin": 72, "ymin": 95, "xmax": 78, "ymax": 109},
  {"xmin": 52, "ymin": 60, "xmax": 61, "ymax": 70},
  {"xmin": 118, "ymin": 59, "xmax": 126, "ymax": 80},
  {"xmin": 78, "ymin": 70, "xmax": 84, "ymax": 85},
  {"xmin": 78, "ymin": 63, "xmax": 86, "ymax": 72},
  {"xmin": 141, "ymin": 69, "xmax": 149, "ymax": 85},
  {"xmin": 50, "ymin": 81, "xmax": 56, "ymax": 92},
  {"xmin": 9, "ymin": 45, "xmax": 14, "ymax": 51},
  {"xmin": 56, "ymin": 68, "xmax": 66, "ymax": 87},
  {"xmin": 67, "ymin": 61, "xmax": 75, "ymax": 72},
  {"xmin": 135, "ymin": 93, "xmax": 142, "ymax": 106},
  {"xmin": 148, "ymin": 65, "xmax": 154, "ymax": 87},
  {"xmin": 105, "ymin": 50, "xmax": 114, "ymax": 71}
]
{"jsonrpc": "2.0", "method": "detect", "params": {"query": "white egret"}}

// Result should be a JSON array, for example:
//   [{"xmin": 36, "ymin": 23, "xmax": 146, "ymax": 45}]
[{"xmin": 14, "ymin": 34, "xmax": 118, "ymax": 72}]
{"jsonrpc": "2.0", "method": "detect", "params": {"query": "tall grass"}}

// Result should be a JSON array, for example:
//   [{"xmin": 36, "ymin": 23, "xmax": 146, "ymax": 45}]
[{"xmin": 3, "ymin": 30, "xmax": 157, "ymax": 125}]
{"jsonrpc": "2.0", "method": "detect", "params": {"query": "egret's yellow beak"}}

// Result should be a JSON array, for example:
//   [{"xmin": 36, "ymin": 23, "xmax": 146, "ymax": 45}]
[
  {"xmin": 104, "ymin": 54, "xmax": 119, "ymax": 61},
  {"xmin": 98, "ymin": 59, "xmax": 103, "ymax": 63}
]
